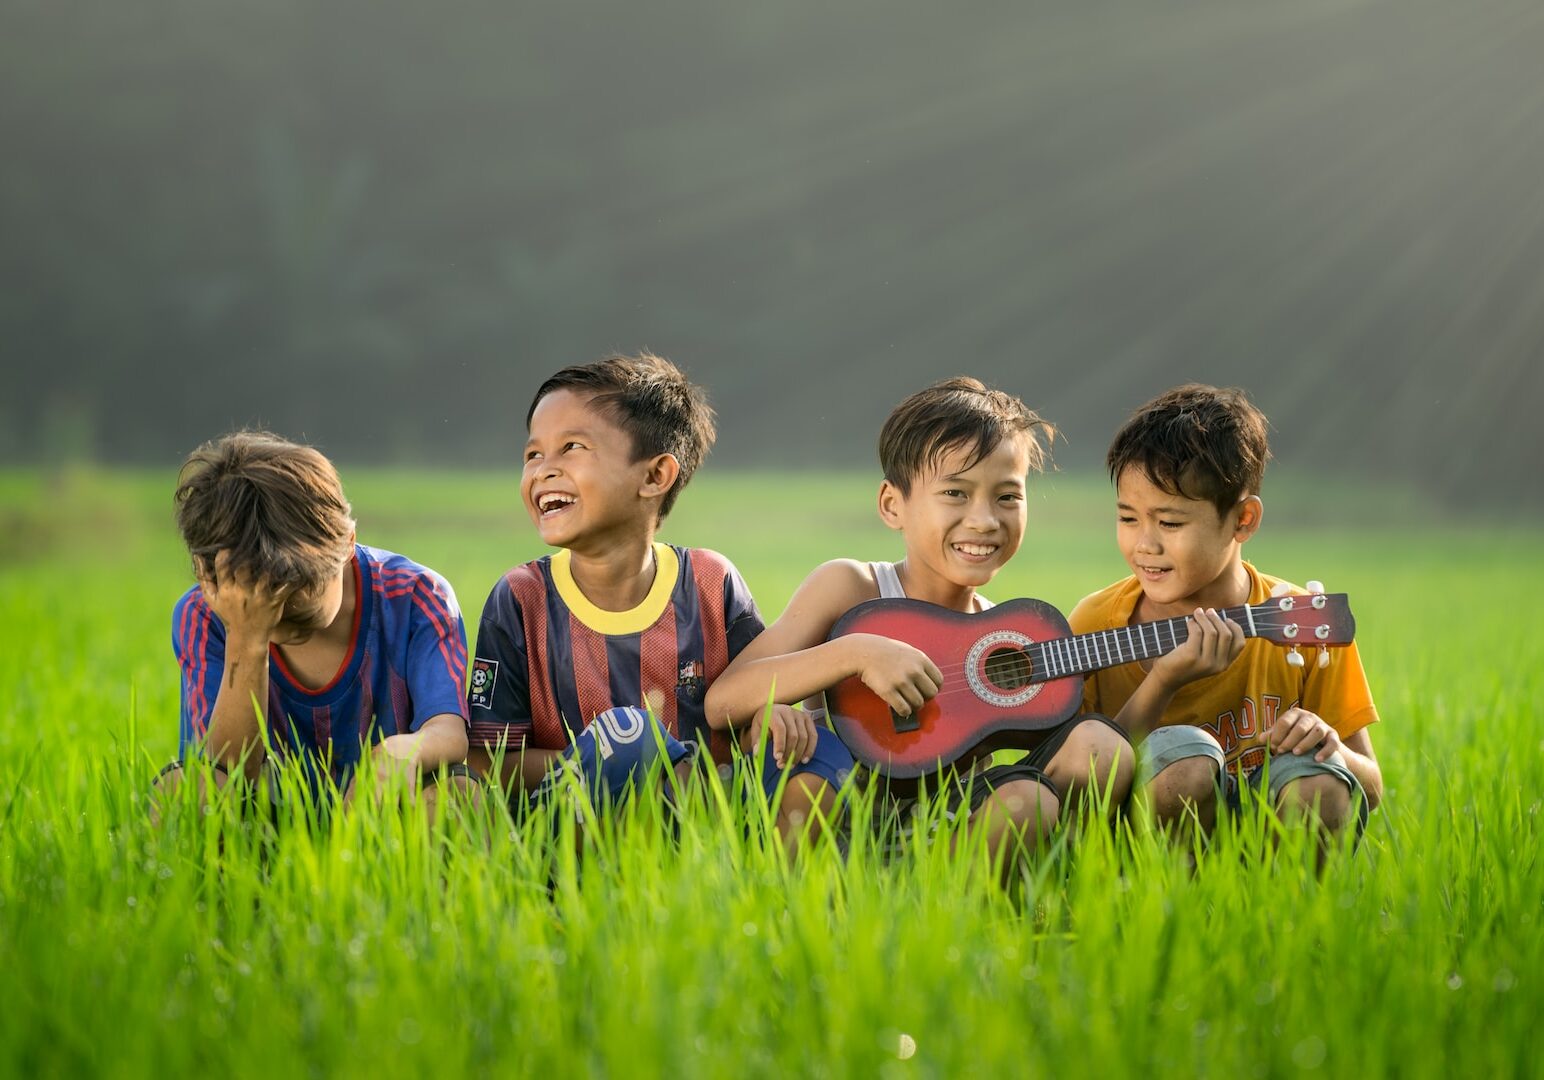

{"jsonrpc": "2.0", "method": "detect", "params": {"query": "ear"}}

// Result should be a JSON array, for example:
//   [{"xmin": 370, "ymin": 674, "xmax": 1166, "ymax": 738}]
[
  {"xmin": 1233, "ymin": 495, "xmax": 1263, "ymax": 542},
  {"xmin": 638, "ymin": 453, "xmax": 681, "ymax": 501},
  {"xmin": 876, "ymin": 479, "xmax": 906, "ymax": 532}
]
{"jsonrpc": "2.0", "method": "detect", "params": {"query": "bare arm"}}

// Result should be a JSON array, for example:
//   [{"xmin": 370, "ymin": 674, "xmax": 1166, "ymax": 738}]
[
  {"xmin": 467, "ymin": 744, "xmax": 567, "ymax": 794},
  {"xmin": 378, "ymin": 712, "xmax": 469, "ymax": 772},
  {"xmin": 703, "ymin": 560, "xmax": 943, "ymax": 729},
  {"xmin": 345, "ymin": 712, "xmax": 473, "ymax": 805},
  {"xmin": 198, "ymin": 553, "xmax": 291, "ymax": 779}
]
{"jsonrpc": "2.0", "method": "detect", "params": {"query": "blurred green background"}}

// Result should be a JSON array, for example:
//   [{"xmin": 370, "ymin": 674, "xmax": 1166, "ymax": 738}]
[{"xmin": 4, "ymin": 0, "xmax": 1543, "ymax": 506}]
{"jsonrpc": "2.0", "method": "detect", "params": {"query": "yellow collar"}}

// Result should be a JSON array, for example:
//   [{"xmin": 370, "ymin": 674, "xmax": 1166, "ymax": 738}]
[{"xmin": 550, "ymin": 543, "xmax": 679, "ymax": 635}]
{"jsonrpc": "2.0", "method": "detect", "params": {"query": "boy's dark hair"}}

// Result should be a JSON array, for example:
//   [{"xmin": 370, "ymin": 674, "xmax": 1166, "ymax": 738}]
[
  {"xmin": 526, "ymin": 352, "xmax": 716, "ymax": 520},
  {"xmin": 1106, "ymin": 384, "xmax": 1271, "ymax": 514},
  {"xmin": 879, "ymin": 377, "xmax": 1053, "ymax": 494},
  {"xmin": 175, "ymin": 431, "xmax": 356, "ymax": 590}
]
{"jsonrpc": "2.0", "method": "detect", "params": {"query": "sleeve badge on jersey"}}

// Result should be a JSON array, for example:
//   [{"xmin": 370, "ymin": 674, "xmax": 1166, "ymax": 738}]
[{"xmin": 469, "ymin": 658, "xmax": 499, "ymax": 710}]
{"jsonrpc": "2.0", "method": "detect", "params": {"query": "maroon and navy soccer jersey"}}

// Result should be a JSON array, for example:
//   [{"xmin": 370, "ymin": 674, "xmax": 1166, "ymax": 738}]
[
  {"xmin": 173, "ymin": 544, "xmax": 470, "ymax": 789},
  {"xmin": 468, "ymin": 543, "xmax": 762, "ymax": 764}
]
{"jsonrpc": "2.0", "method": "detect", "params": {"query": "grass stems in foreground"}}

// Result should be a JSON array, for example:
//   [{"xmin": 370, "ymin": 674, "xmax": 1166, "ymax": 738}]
[{"xmin": 0, "ymin": 470, "xmax": 1540, "ymax": 1076}]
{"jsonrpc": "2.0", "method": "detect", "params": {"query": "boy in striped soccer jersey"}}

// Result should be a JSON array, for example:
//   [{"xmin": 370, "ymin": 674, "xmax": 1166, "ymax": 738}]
[
  {"xmin": 468, "ymin": 353, "xmax": 852, "ymax": 851},
  {"xmin": 156, "ymin": 432, "xmax": 472, "ymax": 815}
]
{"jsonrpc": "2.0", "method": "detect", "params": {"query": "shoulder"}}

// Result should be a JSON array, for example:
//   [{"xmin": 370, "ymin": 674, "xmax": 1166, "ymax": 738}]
[
  {"xmin": 172, "ymin": 585, "xmax": 218, "ymax": 641},
  {"xmin": 361, "ymin": 544, "xmax": 442, "ymax": 585},
  {"xmin": 1246, "ymin": 563, "xmax": 1302, "ymax": 601},
  {"xmin": 1068, "ymin": 577, "xmax": 1142, "ymax": 630},
  {"xmin": 1068, "ymin": 576, "xmax": 1141, "ymax": 633},
  {"xmin": 679, "ymin": 546, "xmax": 740, "ymax": 582},
  {"xmin": 363, "ymin": 544, "xmax": 463, "ymax": 615},
  {"xmin": 173, "ymin": 584, "xmax": 207, "ymax": 621},
  {"xmin": 477, "ymin": 555, "xmax": 554, "ymax": 619},
  {"xmin": 791, "ymin": 559, "xmax": 881, "ymax": 616}
]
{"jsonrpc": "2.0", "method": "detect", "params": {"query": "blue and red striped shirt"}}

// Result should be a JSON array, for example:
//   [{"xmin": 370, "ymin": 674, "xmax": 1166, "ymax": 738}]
[
  {"xmin": 468, "ymin": 543, "xmax": 762, "ymax": 764},
  {"xmin": 173, "ymin": 544, "xmax": 470, "ymax": 788}
]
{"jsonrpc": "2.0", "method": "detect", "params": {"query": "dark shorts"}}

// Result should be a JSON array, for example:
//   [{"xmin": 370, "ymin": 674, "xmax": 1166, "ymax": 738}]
[
  {"xmin": 732, "ymin": 725, "xmax": 855, "ymax": 800},
  {"xmin": 872, "ymin": 713, "xmax": 1127, "ymax": 855}
]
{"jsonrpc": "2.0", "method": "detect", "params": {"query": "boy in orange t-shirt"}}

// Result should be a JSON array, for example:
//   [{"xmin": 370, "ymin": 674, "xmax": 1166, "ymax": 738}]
[{"xmin": 1069, "ymin": 385, "xmax": 1382, "ymax": 839}]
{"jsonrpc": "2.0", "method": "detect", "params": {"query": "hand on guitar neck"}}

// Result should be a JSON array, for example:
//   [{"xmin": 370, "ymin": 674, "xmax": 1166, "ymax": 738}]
[
  {"xmin": 1137, "ymin": 606, "xmax": 1246, "ymax": 693},
  {"xmin": 1115, "ymin": 580, "xmax": 1332, "ymax": 741}
]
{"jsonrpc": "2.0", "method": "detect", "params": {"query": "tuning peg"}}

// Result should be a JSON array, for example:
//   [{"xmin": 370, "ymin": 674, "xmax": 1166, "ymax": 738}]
[
  {"xmin": 1317, "ymin": 647, "xmax": 1331, "ymax": 669},
  {"xmin": 1286, "ymin": 646, "xmax": 1305, "ymax": 668},
  {"xmin": 1306, "ymin": 580, "xmax": 1325, "ymax": 595},
  {"xmin": 1271, "ymin": 582, "xmax": 1294, "ymax": 598}
]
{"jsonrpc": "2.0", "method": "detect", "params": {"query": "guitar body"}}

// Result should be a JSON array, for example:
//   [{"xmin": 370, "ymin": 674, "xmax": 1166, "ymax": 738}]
[{"xmin": 826, "ymin": 598, "xmax": 1085, "ymax": 779}]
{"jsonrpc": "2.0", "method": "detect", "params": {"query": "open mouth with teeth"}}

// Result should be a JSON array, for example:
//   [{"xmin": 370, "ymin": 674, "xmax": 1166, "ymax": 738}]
[
  {"xmin": 536, "ymin": 492, "xmax": 577, "ymax": 517},
  {"xmin": 1136, "ymin": 564, "xmax": 1171, "ymax": 579},
  {"xmin": 952, "ymin": 542, "xmax": 999, "ymax": 562}
]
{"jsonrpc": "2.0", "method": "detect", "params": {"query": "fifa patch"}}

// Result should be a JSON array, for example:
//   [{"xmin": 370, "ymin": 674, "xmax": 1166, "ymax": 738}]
[{"xmin": 469, "ymin": 658, "xmax": 499, "ymax": 709}]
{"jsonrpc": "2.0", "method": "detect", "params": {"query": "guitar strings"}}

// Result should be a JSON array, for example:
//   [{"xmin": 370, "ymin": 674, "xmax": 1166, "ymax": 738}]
[{"xmin": 855, "ymin": 609, "xmax": 1345, "ymax": 686}]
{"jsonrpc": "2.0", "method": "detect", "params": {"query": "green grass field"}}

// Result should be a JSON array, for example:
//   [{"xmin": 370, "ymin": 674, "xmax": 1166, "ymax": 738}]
[{"xmin": 1, "ymin": 468, "xmax": 1540, "ymax": 1077}]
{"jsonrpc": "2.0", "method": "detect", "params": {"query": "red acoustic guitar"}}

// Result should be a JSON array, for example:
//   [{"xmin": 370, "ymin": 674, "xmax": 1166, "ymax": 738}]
[{"xmin": 825, "ymin": 592, "xmax": 1356, "ymax": 778}]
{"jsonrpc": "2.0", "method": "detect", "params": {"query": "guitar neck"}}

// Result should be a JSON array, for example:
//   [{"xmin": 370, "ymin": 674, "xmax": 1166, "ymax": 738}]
[{"xmin": 1030, "ymin": 602, "xmax": 1263, "ymax": 682}]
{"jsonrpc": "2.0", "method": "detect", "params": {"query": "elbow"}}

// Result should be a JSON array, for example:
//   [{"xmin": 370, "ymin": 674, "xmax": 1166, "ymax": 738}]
[{"xmin": 702, "ymin": 689, "xmax": 733, "ymax": 731}]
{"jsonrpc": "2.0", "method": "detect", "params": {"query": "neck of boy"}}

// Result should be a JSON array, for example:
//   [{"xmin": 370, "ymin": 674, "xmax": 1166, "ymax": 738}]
[
  {"xmin": 566, "ymin": 539, "xmax": 659, "ymax": 613},
  {"xmin": 894, "ymin": 559, "xmax": 980, "ymax": 613}
]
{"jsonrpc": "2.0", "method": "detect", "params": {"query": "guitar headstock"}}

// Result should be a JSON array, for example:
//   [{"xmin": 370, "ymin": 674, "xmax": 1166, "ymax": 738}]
[{"xmin": 1247, "ymin": 589, "xmax": 1356, "ymax": 647}]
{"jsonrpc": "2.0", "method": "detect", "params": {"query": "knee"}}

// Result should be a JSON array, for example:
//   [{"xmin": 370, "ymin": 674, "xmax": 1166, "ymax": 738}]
[
  {"xmin": 1277, "ymin": 774, "xmax": 1352, "ymax": 828},
  {"xmin": 994, "ymin": 779, "xmax": 1061, "ymax": 840},
  {"xmin": 779, "ymin": 774, "xmax": 834, "ymax": 820},
  {"xmin": 1056, "ymin": 720, "xmax": 1133, "ymax": 782},
  {"xmin": 1147, "ymin": 756, "xmax": 1220, "ymax": 819}
]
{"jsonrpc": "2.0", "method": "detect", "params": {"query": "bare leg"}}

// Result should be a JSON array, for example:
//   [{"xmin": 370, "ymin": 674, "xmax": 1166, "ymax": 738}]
[
  {"xmin": 774, "ymin": 774, "xmax": 838, "ymax": 857},
  {"xmin": 1145, "ymin": 756, "xmax": 1222, "ymax": 838},
  {"xmin": 965, "ymin": 778, "xmax": 1059, "ymax": 883},
  {"xmin": 1043, "ymin": 719, "xmax": 1135, "ymax": 825},
  {"xmin": 1276, "ymin": 773, "xmax": 1354, "ymax": 866}
]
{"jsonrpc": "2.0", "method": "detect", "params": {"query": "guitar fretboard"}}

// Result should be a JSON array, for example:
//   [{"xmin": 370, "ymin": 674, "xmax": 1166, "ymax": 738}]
[{"xmin": 1027, "ymin": 602, "xmax": 1259, "ymax": 682}]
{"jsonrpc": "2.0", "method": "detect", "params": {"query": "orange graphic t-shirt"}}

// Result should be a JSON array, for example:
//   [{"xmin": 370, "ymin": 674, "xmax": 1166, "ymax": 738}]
[{"xmin": 1068, "ymin": 563, "xmax": 1379, "ymax": 775}]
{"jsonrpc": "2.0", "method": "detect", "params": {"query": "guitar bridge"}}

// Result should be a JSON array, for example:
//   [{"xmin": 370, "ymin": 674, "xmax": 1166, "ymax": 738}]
[{"xmin": 891, "ymin": 707, "xmax": 921, "ymax": 734}]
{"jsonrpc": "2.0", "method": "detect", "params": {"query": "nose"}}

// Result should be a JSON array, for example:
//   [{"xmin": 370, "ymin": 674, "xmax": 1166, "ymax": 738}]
[
  {"xmin": 964, "ymin": 497, "xmax": 999, "ymax": 532},
  {"xmin": 1133, "ymin": 523, "xmax": 1162, "ymax": 554}
]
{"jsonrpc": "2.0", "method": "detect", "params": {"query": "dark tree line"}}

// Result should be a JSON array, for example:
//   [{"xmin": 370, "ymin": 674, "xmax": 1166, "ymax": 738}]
[{"xmin": 4, "ymin": 0, "xmax": 1543, "ymax": 505}]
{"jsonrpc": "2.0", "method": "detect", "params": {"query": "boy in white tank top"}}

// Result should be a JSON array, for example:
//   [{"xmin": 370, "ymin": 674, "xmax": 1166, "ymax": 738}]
[{"xmin": 707, "ymin": 378, "xmax": 1133, "ymax": 876}]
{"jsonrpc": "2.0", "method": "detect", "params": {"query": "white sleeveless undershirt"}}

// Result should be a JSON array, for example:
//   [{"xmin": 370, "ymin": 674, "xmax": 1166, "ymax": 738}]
[
  {"xmin": 805, "ymin": 562, "xmax": 992, "ymax": 719},
  {"xmin": 869, "ymin": 561, "xmax": 995, "ymax": 610}
]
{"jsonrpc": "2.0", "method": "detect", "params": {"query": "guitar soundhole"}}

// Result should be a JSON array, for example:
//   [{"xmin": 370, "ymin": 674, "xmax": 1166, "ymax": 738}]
[{"xmin": 983, "ymin": 647, "xmax": 1033, "ymax": 691}]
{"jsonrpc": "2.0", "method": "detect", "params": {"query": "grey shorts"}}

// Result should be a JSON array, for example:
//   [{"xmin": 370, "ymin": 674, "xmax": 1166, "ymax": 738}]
[{"xmin": 1139, "ymin": 724, "xmax": 1368, "ymax": 830}]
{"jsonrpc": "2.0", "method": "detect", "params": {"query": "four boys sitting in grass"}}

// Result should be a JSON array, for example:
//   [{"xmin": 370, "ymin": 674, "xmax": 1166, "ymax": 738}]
[{"xmin": 161, "ymin": 358, "xmax": 1379, "ymax": 862}]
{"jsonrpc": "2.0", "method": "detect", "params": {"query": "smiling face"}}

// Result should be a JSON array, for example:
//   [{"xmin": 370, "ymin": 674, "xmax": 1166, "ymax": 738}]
[
  {"xmin": 1115, "ymin": 465, "xmax": 1261, "ymax": 616},
  {"xmin": 879, "ymin": 435, "xmax": 1032, "ymax": 605},
  {"xmin": 522, "ymin": 389, "xmax": 669, "ymax": 553}
]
